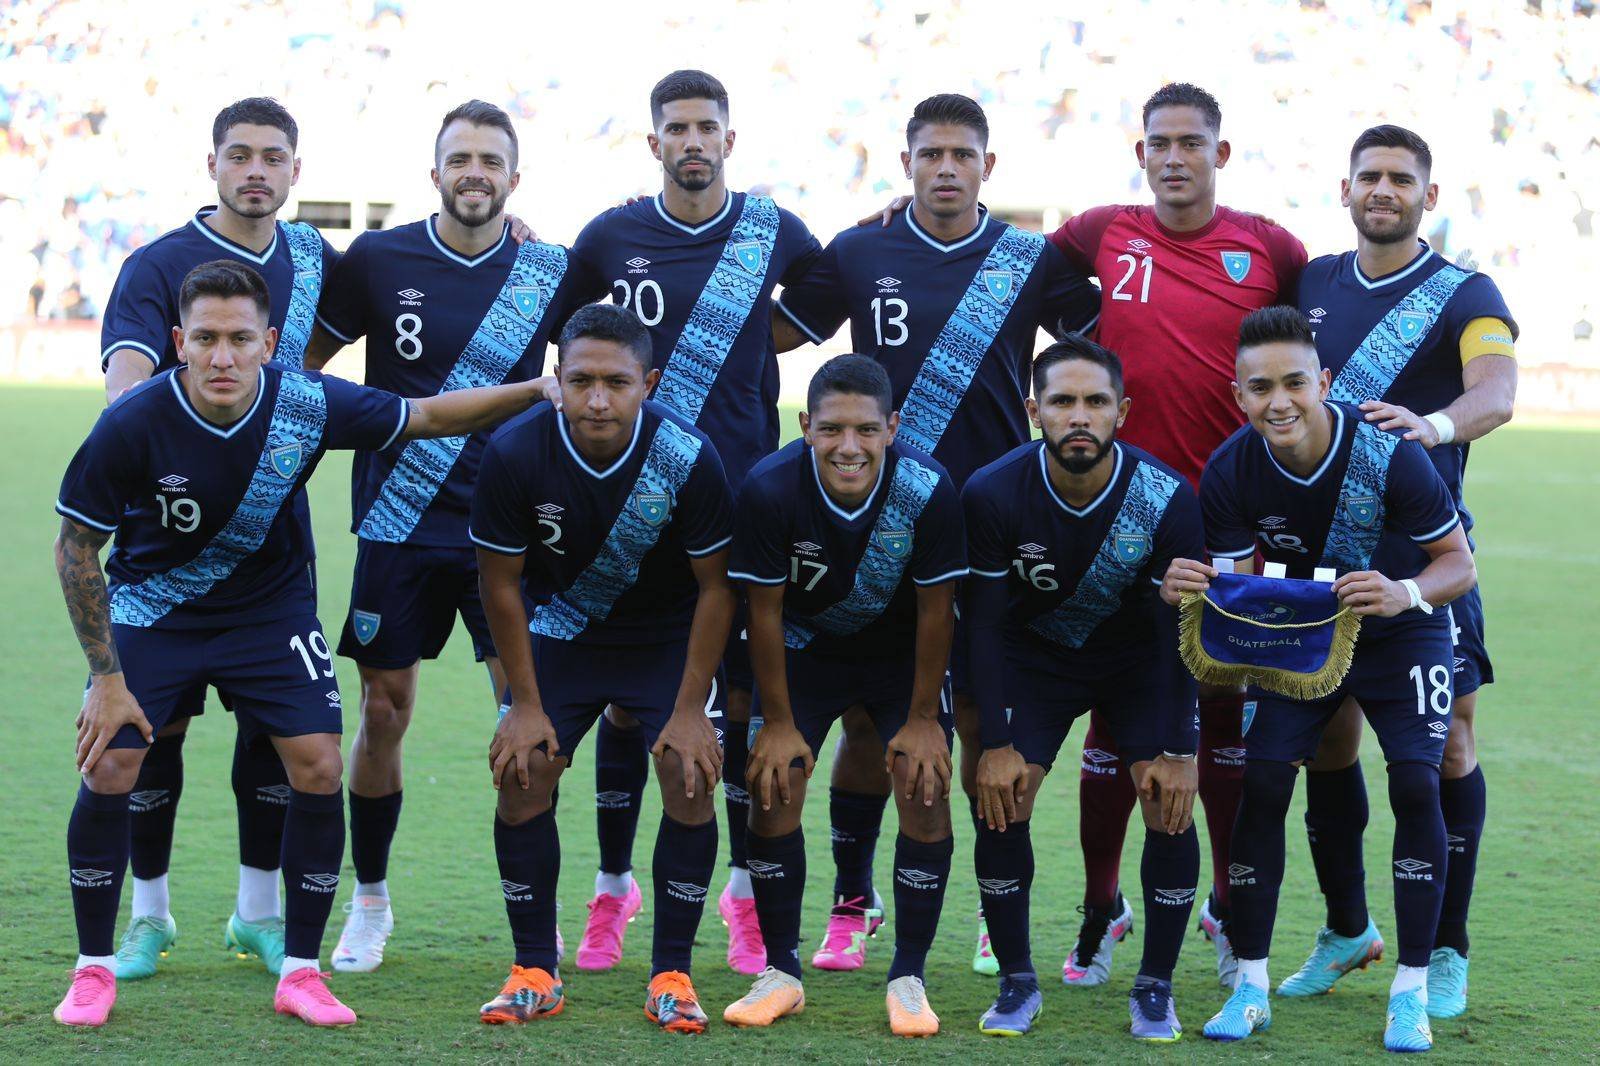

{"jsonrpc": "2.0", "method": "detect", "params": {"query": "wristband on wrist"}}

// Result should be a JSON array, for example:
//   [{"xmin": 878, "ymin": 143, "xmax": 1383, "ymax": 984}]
[
  {"xmin": 1399, "ymin": 577, "xmax": 1434, "ymax": 615},
  {"xmin": 1423, "ymin": 411, "xmax": 1456, "ymax": 444}
]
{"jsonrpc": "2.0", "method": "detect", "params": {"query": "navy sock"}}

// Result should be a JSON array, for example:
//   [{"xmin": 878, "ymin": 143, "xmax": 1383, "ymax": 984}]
[
  {"xmin": 495, "ymin": 809, "xmax": 561, "ymax": 971},
  {"xmin": 1436, "ymin": 765, "xmax": 1486, "ymax": 956},
  {"xmin": 889, "ymin": 834, "xmax": 953, "ymax": 982},
  {"xmin": 348, "ymin": 790, "xmax": 403, "ymax": 886},
  {"xmin": 1388, "ymin": 762, "xmax": 1446, "ymax": 968},
  {"xmin": 1227, "ymin": 760, "xmax": 1297, "ymax": 962},
  {"xmin": 128, "ymin": 732, "xmax": 185, "ymax": 880},
  {"xmin": 281, "ymin": 787, "xmax": 345, "ymax": 960},
  {"xmin": 651, "ymin": 814, "xmax": 718, "ymax": 976},
  {"xmin": 721, "ymin": 721, "xmax": 752, "ymax": 869},
  {"xmin": 233, "ymin": 731, "xmax": 289, "ymax": 871},
  {"xmin": 830, "ymin": 788, "xmax": 888, "ymax": 902},
  {"xmin": 974, "ymin": 820, "xmax": 1034, "ymax": 976},
  {"xmin": 594, "ymin": 714, "xmax": 648, "ymax": 875},
  {"xmin": 68, "ymin": 784, "xmax": 131, "ymax": 957},
  {"xmin": 747, "ymin": 827, "xmax": 806, "ymax": 979},
  {"xmin": 1305, "ymin": 761, "xmax": 1370, "ymax": 937},
  {"xmin": 1138, "ymin": 824, "xmax": 1200, "ymax": 982}
]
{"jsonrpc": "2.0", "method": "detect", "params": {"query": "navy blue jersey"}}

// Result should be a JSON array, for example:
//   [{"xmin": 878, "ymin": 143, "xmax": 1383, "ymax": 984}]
[
  {"xmin": 101, "ymin": 207, "xmax": 337, "ymax": 373},
  {"xmin": 729, "ymin": 439, "xmax": 967, "ymax": 660},
  {"xmin": 469, "ymin": 401, "xmax": 732, "ymax": 647},
  {"xmin": 570, "ymin": 191, "xmax": 822, "ymax": 490},
  {"xmin": 1299, "ymin": 243, "xmax": 1517, "ymax": 531},
  {"xmin": 775, "ymin": 207, "xmax": 1100, "ymax": 487},
  {"xmin": 315, "ymin": 217, "xmax": 583, "ymax": 547},
  {"xmin": 57, "ymin": 365, "xmax": 409, "ymax": 630}
]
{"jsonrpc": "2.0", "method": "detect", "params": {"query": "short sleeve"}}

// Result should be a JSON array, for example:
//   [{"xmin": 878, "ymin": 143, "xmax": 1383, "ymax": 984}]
[
  {"xmin": 317, "ymin": 373, "xmax": 410, "ymax": 452},
  {"xmin": 1263, "ymin": 223, "xmax": 1308, "ymax": 303},
  {"xmin": 911, "ymin": 474, "xmax": 968, "ymax": 586},
  {"xmin": 1199, "ymin": 456, "xmax": 1255, "ymax": 560},
  {"xmin": 1047, "ymin": 204, "xmax": 1119, "ymax": 277},
  {"xmin": 568, "ymin": 209, "xmax": 618, "ymax": 295},
  {"xmin": 1152, "ymin": 478, "xmax": 1206, "ymax": 578},
  {"xmin": 777, "ymin": 209, "xmax": 824, "ymax": 287},
  {"xmin": 1036, "ymin": 243, "xmax": 1102, "ymax": 337},
  {"xmin": 773, "ymin": 236, "xmax": 848, "ymax": 345},
  {"xmin": 57, "ymin": 411, "xmax": 141, "ymax": 532},
  {"xmin": 728, "ymin": 475, "xmax": 789, "ymax": 585},
  {"xmin": 100, "ymin": 248, "xmax": 173, "ymax": 370},
  {"xmin": 677, "ymin": 436, "xmax": 735, "ymax": 556},
  {"xmin": 1386, "ymin": 437, "xmax": 1460, "ymax": 545},
  {"xmin": 312, "ymin": 233, "xmax": 371, "ymax": 345},
  {"xmin": 1449, "ymin": 274, "xmax": 1518, "ymax": 351},
  {"xmin": 961, "ymin": 475, "xmax": 1011, "ymax": 579},
  {"xmin": 469, "ymin": 435, "xmax": 533, "ymax": 555}
]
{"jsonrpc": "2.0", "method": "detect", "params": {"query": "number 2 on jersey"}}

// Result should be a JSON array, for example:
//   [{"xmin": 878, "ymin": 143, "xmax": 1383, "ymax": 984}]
[{"xmin": 1111, "ymin": 254, "xmax": 1153, "ymax": 303}]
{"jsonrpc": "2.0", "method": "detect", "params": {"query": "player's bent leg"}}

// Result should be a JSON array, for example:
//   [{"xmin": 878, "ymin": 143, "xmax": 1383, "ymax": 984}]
[
  {"xmin": 1071, "ymin": 714, "xmax": 1136, "ymax": 985},
  {"xmin": 725, "ymin": 768, "xmax": 810, "ymax": 1028},
  {"xmin": 1431, "ymin": 693, "xmax": 1480, "ymax": 1019},
  {"xmin": 976, "ymin": 766, "xmax": 1045, "ymax": 1037},
  {"xmin": 885, "ymin": 761, "xmax": 952, "ymax": 1038},
  {"xmin": 577, "ymin": 706, "xmax": 649, "ymax": 973},
  {"xmin": 227, "ymin": 729, "xmax": 290, "ymax": 976},
  {"xmin": 117, "ymin": 713, "xmax": 191, "ymax": 981},
  {"xmin": 815, "ymin": 708, "xmax": 890, "ymax": 972},
  {"xmin": 1127, "ymin": 761, "xmax": 1199, "ymax": 1042},
  {"xmin": 484, "ymin": 756, "xmax": 568, "ymax": 1025},
  {"xmin": 948, "ymin": 692, "xmax": 1002, "ymax": 973},
  {"xmin": 718, "ymin": 689, "xmax": 764, "ymax": 975},
  {"xmin": 1195, "ymin": 686, "xmax": 1245, "ymax": 988},
  {"xmin": 1384, "ymin": 760, "xmax": 1446, "ymax": 1051}
]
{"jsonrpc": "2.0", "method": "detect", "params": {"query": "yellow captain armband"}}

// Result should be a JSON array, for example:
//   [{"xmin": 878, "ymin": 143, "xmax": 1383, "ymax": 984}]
[{"xmin": 1459, "ymin": 316, "xmax": 1515, "ymax": 367}]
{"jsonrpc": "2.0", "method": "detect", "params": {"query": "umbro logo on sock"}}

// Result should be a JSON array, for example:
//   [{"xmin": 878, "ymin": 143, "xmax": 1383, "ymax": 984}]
[
  {"xmin": 1446, "ymin": 833, "xmax": 1466, "ymax": 853},
  {"xmin": 829, "ymin": 827, "xmax": 855, "ymax": 844},
  {"xmin": 895, "ymin": 868, "xmax": 941, "ymax": 890},
  {"xmin": 128, "ymin": 789, "xmax": 171, "ymax": 811},
  {"xmin": 500, "ymin": 880, "xmax": 533, "ymax": 901},
  {"xmin": 746, "ymin": 859, "xmax": 784, "ymax": 879},
  {"xmin": 1212, "ymin": 747, "xmax": 1247, "ymax": 764},
  {"xmin": 1393, "ymin": 858, "xmax": 1434, "ymax": 881},
  {"xmin": 257, "ymin": 784, "xmax": 291, "ymax": 805},
  {"xmin": 301, "ymin": 872, "xmax": 340, "ymax": 893},
  {"xmin": 666, "ymin": 880, "xmax": 708, "ymax": 903},
  {"xmin": 1081, "ymin": 749, "xmax": 1118, "ymax": 775},
  {"xmin": 1228, "ymin": 863, "xmax": 1257, "ymax": 885},
  {"xmin": 69, "ymin": 868, "xmax": 114, "ymax": 887},
  {"xmin": 595, "ymin": 790, "xmax": 634, "ymax": 809},
  {"xmin": 1155, "ymin": 888, "xmax": 1197, "ymax": 905},
  {"xmin": 977, "ymin": 877, "xmax": 1020, "ymax": 896}
]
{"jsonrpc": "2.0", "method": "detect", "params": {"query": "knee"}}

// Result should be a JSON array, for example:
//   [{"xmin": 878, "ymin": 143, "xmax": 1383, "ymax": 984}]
[
  {"xmin": 283, "ymin": 744, "xmax": 344, "ymax": 794},
  {"xmin": 1241, "ymin": 760, "xmax": 1298, "ymax": 815},
  {"xmin": 359, "ymin": 676, "xmax": 414, "ymax": 743},
  {"xmin": 749, "ymin": 796, "xmax": 802, "ymax": 838},
  {"xmin": 1440, "ymin": 702, "xmax": 1476, "ymax": 778},
  {"xmin": 1386, "ymin": 760, "xmax": 1440, "ymax": 810},
  {"xmin": 84, "ymin": 749, "xmax": 144, "ymax": 794},
  {"xmin": 656, "ymin": 752, "xmax": 715, "ymax": 824}
]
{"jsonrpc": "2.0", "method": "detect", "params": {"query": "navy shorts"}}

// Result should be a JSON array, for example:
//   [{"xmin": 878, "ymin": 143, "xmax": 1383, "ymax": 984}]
[
  {"xmin": 1006, "ymin": 644, "xmax": 1197, "ymax": 771},
  {"xmin": 337, "ymin": 539, "xmax": 495, "ymax": 668},
  {"xmin": 1447, "ymin": 585, "xmax": 1492, "ymax": 697},
  {"xmin": 751, "ymin": 648, "xmax": 954, "ymax": 760},
  {"xmin": 1242, "ymin": 615, "xmax": 1454, "ymax": 766},
  {"xmin": 109, "ymin": 613, "xmax": 344, "ymax": 749},
  {"xmin": 498, "ymin": 636, "xmax": 727, "ymax": 759}
]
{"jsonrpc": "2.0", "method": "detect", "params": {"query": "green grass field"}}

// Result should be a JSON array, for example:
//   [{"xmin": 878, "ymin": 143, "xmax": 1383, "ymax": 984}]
[{"xmin": 2, "ymin": 385, "xmax": 1597, "ymax": 1063}]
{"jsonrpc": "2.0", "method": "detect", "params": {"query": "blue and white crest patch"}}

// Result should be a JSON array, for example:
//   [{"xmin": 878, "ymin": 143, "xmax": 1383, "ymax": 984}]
[
  {"xmin": 1241, "ymin": 699, "xmax": 1258, "ymax": 736},
  {"xmin": 981, "ymin": 269, "xmax": 1015, "ymax": 304},
  {"xmin": 877, "ymin": 528, "xmax": 912, "ymax": 559},
  {"xmin": 269, "ymin": 443, "xmax": 303, "ymax": 480},
  {"xmin": 1343, "ymin": 494, "xmax": 1380, "ymax": 529},
  {"xmin": 1220, "ymin": 250, "xmax": 1252, "ymax": 284},
  {"xmin": 511, "ymin": 286, "xmax": 541, "ymax": 319},
  {"xmin": 730, "ymin": 241, "xmax": 764, "ymax": 275},
  {"xmin": 1113, "ymin": 532, "xmax": 1151, "ymax": 566},
  {"xmin": 1396, "ymin": 310, "xmax": 1428, "ymax": 345},
  {"xmin": 352, "ymin": 610, "xmax": 381, "ymax": 645},
  {"xmin": 635, "ymin": 492, "xmax": 670, "ymax": 527}
]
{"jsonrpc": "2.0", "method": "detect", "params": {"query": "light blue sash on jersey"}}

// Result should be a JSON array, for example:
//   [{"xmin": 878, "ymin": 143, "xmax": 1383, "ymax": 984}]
[
  {"xmin": 111, "ymin": 372, "xmax": 327, "ymax": 627},
  {"xmin": 1328, "ymin": 262, "xmax": 1471, "ymax": 404},
  {"xmin": 1029, "ymin": 459, "xmax": 1179, "ymax": 648},
  {"xmin": 276, "ymin": 222, "xmax": 326, "ymax": 370},
  {"xmin": 784, "ymin": 454, "xmax": 940, "ymax": 649},
  {"xmin": 896, "ymin": 225, "xmax": 1046, "ymax": 455},
  {"xmin": 358, "ymin": 242, "xmax": 570, "ymax": 543},
  {"xmin": 1320, "ymin": 419, "xmax": 1398, "ymax": 573},
  {"xmin": 531, "ymin": 417, "xmax": 702, "ymax": 640},
  {"xmin": 652, "ymin": 195, "xmax": 779, "ymax": 424}
]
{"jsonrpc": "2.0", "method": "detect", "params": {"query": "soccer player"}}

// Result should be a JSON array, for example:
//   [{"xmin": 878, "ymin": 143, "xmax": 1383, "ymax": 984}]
[
  {"xmin": 54, "ymin": 260, "xmax": 563, "ymax": 1028},
  {"xmin": 564, "ymin": 69, "xmax": 820, "ymax": 974},
  {"xmin": 774, "ymin": 91, "xmax": 1099, "ymax": 972},
  {"xmin": 963, "ymin": 337, "xmax": 1202, "ymax": 1041},
  {"xmin": 469, "ymin": 304, "xmax": 735, "ymax": 1033},
  {"xmin": 1282, "ymin": 125, "xmax": 1516, "ymax": 1016},
  {"xmin": 722, "ymin": 355, "xmax": 966, "ymax": 1036},
  {"xmin": 96, "ymin": 97, "xmax": 337, "ymax": 982},
  {"xmin": 863, "ymin": 83, "xmax": 1306, "ymax": 984},
  {"xmin": 300, "ymin": 100, "xmax": 586, "ymax": 972},
  {"xmin": 1168, "ymin": 306, "xmax": 1476, "ymax": 1052}
]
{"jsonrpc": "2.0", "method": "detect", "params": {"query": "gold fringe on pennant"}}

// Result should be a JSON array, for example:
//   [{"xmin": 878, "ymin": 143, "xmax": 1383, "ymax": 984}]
[{"xmin": 1178, "ymin": 590, "xmax": 1362, "ymax": 700}]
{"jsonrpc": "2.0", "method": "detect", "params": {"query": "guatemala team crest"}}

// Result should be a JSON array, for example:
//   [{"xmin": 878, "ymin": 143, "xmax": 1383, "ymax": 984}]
[
  {"xmin": 730, "ymin": 241, "xmax": 764, "ymax": 274},
  {"xmin": 352, "ymin": 610, "xmax": 381, "ymax": 645},
  {"xmin": 295, "ymin": 269, "xmax": 318, "ymax": 295},
  {"xmin": 876, "ymin": 528, "xmax": 912, "ymax": 559},
  {"xmin": 268, "ymin": 443, "xmax": 303, "ymax": 480},
  {"xmin": 1241, "ymin": 699, "xmax": 1258, "ymax": 736},
  {"xmin": 634, "ymin": 492, "xmax": 670, "ymax": 527},
  {"xmin": 1220, "ymin": 250, "xmax": 1252, "ymax": 284},
  {"xmin": 1343, "ymin": 494, "xmax": 1380, "ymax": 529},
  {"xmin": 1112, "ymin": 532, "xmax": 1151, "ymax": 566},
  {"xmin": 981, "ymin": 269, "xmax": 1016, "ymax": 304},
  {"xmin": 511, "ymin": 286, "xmax": 541, "ymax": 320},
  {"xmin": 1396, "ymin": 310, "xmax": 1429, "ymax": 345}
]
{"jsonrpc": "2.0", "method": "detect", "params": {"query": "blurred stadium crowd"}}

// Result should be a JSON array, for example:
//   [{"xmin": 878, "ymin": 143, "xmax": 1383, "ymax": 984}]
[{"xmin": 2, "ymin": 0, "xmax": 1596, "ymax": 392}]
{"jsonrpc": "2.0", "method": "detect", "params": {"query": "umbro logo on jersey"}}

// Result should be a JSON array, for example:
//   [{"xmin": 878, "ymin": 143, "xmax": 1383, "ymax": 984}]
[
  {"xmin": 1155, "ymin": 888, "xmax": 1197, "ymax": 905},
  {"xmin": 129, "ymin": 789, "xmax": 170, "ymax": 811},
  {"xmin": 1394, "ymin": 858, "xmax": 1434, "ymax": 880},
  {"xmin": 626, "ymin": 256, "xmax": 651, "ymax": 271},
  {"xmin": 895, "ymin": 868, "xmax": 941, "ymax": 890},
  {"xmin": 1127, "ymin": 238, "xmax": 1152, "ymax": 252},
  {"xmin": 157, "ymin": 474, "xmax": 188, "ymax": 489},
  {"xmin": 501, "ymin": 879, "xmax": 533, "ymax": 901},
  {"xmin": 978, "ymin": 878, "xmax": 1020, "ymax": 895},
  {"xmin": 746, "ymin": 859, "xmax": 785, "ymax": 879},
  {"xmin": 1228, "ymin": 863, "xmax": 1257, "ymax": 884},
  {"xmin": 70, "ymin": 868, "xmax": 114, "ymax": 887},
  {"xmin": 666, "ymin": 880, "xmax": 708, "ymax": 902},
  {"xmin": 537, "ymin": 502, "xmax": 564, "ymax": 516},
  {"xmin": 1308, "ymin": 307, "xmax": 1327, "ymax": 322},
  {"xmin": 793, "ymin": 540, "xmax": 822, "ymax": 557},
  {"xmin": 301, "ymin": 872, "xmax": 340, "ymax": 892},
  {"xmin": 876, "ymin": 276, "xmax": 902, "ymax": 292},
  {"xmin": 1018, "ymin": 542, "xmax": 1046, "ymax": 558},
  {"xmin": 1260, "ymin": 515, "xmax": 1287, "ymax": 529},
  {"xmin": 397, "ymin": 288, "xmax": 424, "ymax": 306},
  {"xmin": 257, "ymin": 784, "xmax": 292, "ymax": 804},
  {"xmin": 595, "ymin": 790, "xmax": 633, "ymax": 809}
]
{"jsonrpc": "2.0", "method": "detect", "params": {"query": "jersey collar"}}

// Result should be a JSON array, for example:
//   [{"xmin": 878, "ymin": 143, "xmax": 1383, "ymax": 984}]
[
  {"xmin": 904, "ymin": 203, "xmax": 990, "ymax": 252},
  {"xmin": 170, "ymin": 366, "xmax": 267, "ymax": 439},
  {"xmin": 558, "ymin": 409, "xmax": 644, "ymax": 479},
  {"xmin": 426, "ymin": 215, "xmax": 510, "ymax": 268},
  {"xmin": 1351, "ymin": 241, "xmax": 1434, "ymax": 291},
  {"xmin": 1038, "ymin": 440, "xmax": 1123, "ymax": 517},
  {"xmin": 1262, "ymin": 401, "xmax": 1345, "ymax": 486},
  {"xmin": 810, "ymin": 446, "xmax": 888, "ymax": 522},
  {"xmin": 653, "ymin": 190, "xmax": 734, "ymax": 235},
  {"xmin": 191, "ymin": 207, "xmax": 278, "ymax": 266}
]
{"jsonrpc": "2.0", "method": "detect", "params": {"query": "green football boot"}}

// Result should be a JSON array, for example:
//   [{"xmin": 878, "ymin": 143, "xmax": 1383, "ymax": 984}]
[
  {"xmin": 114, "ymin": 915, "xmax": 178, "ymax": 980},
  {"xmin": 225, "ymin": 913, "xmax": 286, "ymax": 975}
]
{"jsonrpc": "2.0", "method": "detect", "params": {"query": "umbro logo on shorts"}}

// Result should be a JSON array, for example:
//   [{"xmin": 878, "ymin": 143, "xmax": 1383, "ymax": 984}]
[
  {"xmin": 595, "ymin": 790, "xmax": 633, "ymax": 809},
  {"xmin": 895, "ymin": 868, "xmax": 941, "ymax": 890},
  {"xmin": 501, "ymin": 879, "xmax": 533, "ymax": 901},
  {"xmin": 746, "ymin": 859, "xmax": 784, "ymax": 879},
  {"xmin": 666, "ymin": 881, "xmax": 708, "ymax": 902},
  {"xmin": 1394, "ymin": 858, "xmax": 1434, "ymax": 880},
  {"xmin": 977, "ymin": 877, "xmax": 1020, "ymax": 896},
  {"xmin": 129, "ymin": 789, "xmax": 170, "ymax": 811},
  {"xmin": 1155, "ymin": 888, "xmax": 1197, "ymax": 905},
  {"xmin": 1228, "ymin": 863, "xmax": 1257, "ymax": 885},
  {"xmin": 301, "ymin": 872, "xmax": 340, "ymax": 893},
  {"xmin": 70, "ymin": 868, "xmax": 114, "ymax": 887}
]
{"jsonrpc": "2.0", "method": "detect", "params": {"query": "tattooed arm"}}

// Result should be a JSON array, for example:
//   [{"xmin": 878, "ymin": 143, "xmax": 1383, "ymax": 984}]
[{"xmin": 55, "ymin": 517, "xmax": 152, "ymax": 772}]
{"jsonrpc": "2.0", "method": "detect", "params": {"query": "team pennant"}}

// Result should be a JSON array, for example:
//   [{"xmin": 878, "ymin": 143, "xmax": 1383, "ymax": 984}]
[
  {"xmin": 268, "ymin": 443, "xmax": 303, "ymax": 480},
  {"xmin": 1178, "ymin": 571, "xmax": 1361, "ymax": 699}
]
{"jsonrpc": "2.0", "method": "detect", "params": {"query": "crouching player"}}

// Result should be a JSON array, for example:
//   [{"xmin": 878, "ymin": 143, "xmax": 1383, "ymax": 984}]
[
  {"xmin": 1168, "ymin": 307, "xmax": 1475, "ymax": 1052},
  {"xmin": 723, "ymin": 355, "xmax": 965, "ymax": 1036},
  {"xmin": 54, "ymin": 260, "xmax": 561, "ymax": 1028},
  {"xmin": 470, "ymin": 304, "xmax": 735, "ymax": 1033},
  {"xmin": 963, "ymin": 336, "xmax": 1202, "ymax": 1041}
]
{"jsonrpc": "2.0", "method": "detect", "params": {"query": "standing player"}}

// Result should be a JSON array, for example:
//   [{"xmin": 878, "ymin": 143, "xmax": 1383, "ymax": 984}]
[
  {"xmin": 96, "ymin": 97, "xmax": 337, "ymax": 983},
  {"xmin": 964, "ymin": 337, "xmax": 1201, "ymax": 1041},
  {"xmin": 722, "ymin": 355, "xmax": 966, "ymax": 1037},
  {"xmin": 564, "ymin": 69, "xmax": 820, "ymax": 975},
  {"xmin": 301, "ymin": 100, "xmax": 584, "ymax": 973},
  {"xmin": 773, "ymin": 92, "xmax": 1098, "ymax": 972},
  {"xmin": 53, "ymin": 260, "xmax": 566, "ymax": 1028},
  {"xmin": 1281, "ymin": 125, "xmax": 1516, "ymax": 1016},
  {"xmin": 470, "ymin": 305, "xmax": 735, "ymax": 1033},
  {"xmin": 1168, "ymin": 306, "xmax": 1476, "ymax": 1052}
]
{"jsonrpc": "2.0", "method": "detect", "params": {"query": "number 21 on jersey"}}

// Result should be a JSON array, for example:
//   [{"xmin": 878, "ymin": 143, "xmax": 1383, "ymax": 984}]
[{"xmin": 1111, "ymin": 254, "xmax": 1153, "ymax": 303}]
